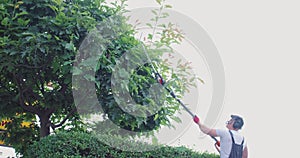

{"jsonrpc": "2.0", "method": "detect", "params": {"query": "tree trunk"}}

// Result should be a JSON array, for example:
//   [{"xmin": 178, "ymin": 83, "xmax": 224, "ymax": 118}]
[{"xmin": 39, "ymin": 113, "xmax": 51, "ymax": 137}]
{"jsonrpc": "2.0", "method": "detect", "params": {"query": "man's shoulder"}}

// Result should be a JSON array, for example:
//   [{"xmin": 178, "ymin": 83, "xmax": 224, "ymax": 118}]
[
  {"xmin": 216, "ymin": 128, "xmax": 229, "ymax": 133},
  {"xmin": 216, "ymin": 129, "xmax": 230, "ymax": 137}
]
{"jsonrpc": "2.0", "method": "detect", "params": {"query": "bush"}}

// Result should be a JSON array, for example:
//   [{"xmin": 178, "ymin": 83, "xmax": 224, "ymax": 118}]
[{"xmin": 24, "ymin": 132, "xmax": 219, "ymax": 158}]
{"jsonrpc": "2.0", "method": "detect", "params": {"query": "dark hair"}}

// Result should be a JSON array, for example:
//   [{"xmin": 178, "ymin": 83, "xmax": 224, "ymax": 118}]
[{"xmin": 231, "ymin": 115, "xmax": 244, "ymax": 129}]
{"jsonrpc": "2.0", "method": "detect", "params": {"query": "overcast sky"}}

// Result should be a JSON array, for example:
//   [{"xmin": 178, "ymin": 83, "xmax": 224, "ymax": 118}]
[{"xmin": 121, "ymin": 0, "xmax": 300, "ymax": 157}]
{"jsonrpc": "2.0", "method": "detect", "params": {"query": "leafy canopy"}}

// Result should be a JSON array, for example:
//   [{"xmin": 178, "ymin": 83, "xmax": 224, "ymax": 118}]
[{"xmin": 0, "ymin": 0, "xmax": 199, "ymax": 154}]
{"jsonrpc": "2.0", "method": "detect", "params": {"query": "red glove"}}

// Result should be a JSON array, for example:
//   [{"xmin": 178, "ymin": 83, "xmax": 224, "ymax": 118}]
[
  {"xmin": 158, "ymin": 78, "xmax": 164, "ymax": 85},
  {"xmin": 216, "ymin": 141, "xmax": 220, "ymax": 147},
  {"xmin": 193, "ymin": 115, "xmax": 200, "ymax": 124}
]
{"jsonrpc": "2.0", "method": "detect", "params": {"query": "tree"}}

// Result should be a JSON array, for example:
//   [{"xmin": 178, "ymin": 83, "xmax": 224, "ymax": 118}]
[
  {"xmin": 0, "ymin": 0, "xmax": 198, "ymax": 154},
  {"xmin": 0, "ymin": 0, "xmax": 119, "ymax": 153},
  {"xmin": 87, "ymin": 0, "xmax": 195, "ymax": 137}
]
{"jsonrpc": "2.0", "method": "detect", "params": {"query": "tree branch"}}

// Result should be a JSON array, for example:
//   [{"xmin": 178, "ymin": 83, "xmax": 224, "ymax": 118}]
[
  {"xmin": 16, "ymin": 64, "xmax": 47, "ymax": 69},
  {"xmin": 12, "ymin": 73, "xmax": 40, "ymax": 115},
  {"xmin": 48, "ymin": 108, "xmax": 77, "ymax": 130},
  {"xmin": 37, "ymin": 77, "xmax": 45, "ymax": 96},
  {"xmin": 18, "ymin": 89, "xmax": 40, "ymax": 114},
  {"xmin": 58, "ymin": 79, "xmax": 68, "ymax": 94}
]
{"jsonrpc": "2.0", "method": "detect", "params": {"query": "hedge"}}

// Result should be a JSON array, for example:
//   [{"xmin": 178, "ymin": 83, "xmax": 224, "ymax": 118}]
[{"xmin": 24, "ymin": 132, "xmax": 219, "ymax": 158}]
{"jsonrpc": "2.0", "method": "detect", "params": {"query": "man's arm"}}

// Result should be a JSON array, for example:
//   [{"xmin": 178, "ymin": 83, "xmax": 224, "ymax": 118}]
[
  {"xmin": 197, "ymin": 122, "xmax": 218, "ymax": 137},
  {"xmin": 193, "ymin": 115, "xmax": 218, "ymax": 137},
  {"xmin": 242, "ymin": 146, "xmax": 248, "ymax": 158}
]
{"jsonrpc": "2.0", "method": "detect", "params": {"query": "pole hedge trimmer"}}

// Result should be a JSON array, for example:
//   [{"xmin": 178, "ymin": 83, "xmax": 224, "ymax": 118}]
[{"xmin": 141, "ymin": 44, "xmax": 221, "ymax": 152}]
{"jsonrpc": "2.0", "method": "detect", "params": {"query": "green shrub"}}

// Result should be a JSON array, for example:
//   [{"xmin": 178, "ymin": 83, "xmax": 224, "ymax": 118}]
[{"xmin": 24, "ymin": 132, "xmax": 219, "ymax": 158}]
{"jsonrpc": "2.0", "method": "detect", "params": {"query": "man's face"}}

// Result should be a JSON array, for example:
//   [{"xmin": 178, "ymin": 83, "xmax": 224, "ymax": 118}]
[{"xmin": 226, "ymin": 119, "xmax": 234, "ymax": 129}]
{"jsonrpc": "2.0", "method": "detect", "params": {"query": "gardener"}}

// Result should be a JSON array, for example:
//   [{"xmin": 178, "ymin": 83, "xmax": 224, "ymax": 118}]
[{"xmin": 193, "ymin": 115, "xmax": 248, "ymax": 158}]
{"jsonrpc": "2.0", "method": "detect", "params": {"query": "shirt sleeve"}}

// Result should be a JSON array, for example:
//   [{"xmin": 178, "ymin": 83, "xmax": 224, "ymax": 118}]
[{"xmin": 216, "ymin": 129, "xmax": 228, "ymax": 138}]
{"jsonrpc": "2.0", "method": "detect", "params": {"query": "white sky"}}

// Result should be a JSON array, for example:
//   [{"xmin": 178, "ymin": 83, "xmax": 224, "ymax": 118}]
[{"xmin": 121, "ymin": 0, "xmax": 300, "ymax": 157}]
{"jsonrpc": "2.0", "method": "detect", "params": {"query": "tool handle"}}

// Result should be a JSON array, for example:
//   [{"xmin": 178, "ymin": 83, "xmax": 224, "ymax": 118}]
[
  {"xmin": 155, "ymin": 68, "xmax": 221, "ymax": 153},
  {"xmin": 211, "ymin": 136, "xmax": 220, "ymax": 153},
  {"xmin": 214, "ymin": 141, "xmax": 221, "ymax": 153},
  {"xmin": 155, "ymin": 73, "xmax": 164, "ymax": 85},
  {"xmin": 155, "ymin": 72, "xmax": 195, "ymax": 117},
  {"xmin": 146, "ymin": 50, "xmax": 220, "ymax": 151}
]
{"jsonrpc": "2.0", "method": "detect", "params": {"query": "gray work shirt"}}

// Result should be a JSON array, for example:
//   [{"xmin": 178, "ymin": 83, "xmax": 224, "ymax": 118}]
[{"xmin": 216, "ymin": 129, "xmax": 247, "ymax": 158}]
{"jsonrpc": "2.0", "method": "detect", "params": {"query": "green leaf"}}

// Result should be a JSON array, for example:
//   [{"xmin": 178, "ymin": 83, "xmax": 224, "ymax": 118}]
[
  {"xmin": 147, "ymin": 34, "xmax": 153, "ymax": 40},
  {"xmin": 152, "ymin": 137, "xmax": 159, "ymax": 145},
  {"xmin": 65, "ymin": 43, "xmax": 75, "ymax": 51},
  {"xmin": 154, "ymin": 114, "xmax": 159, "ymax": 120},
  {"xmin": 21, "ymin": 32, "xmax": 35, "ymax": 36},
  {"xmin": 46, "ymin": 4, "xmax": 58, "ymax": 13},
  {"xmin": 17, "ymin": 18, "xmax": 30, "ymax": 26},
  {"xmin": 146, "ymin": 23, "xmax": 152, "ymax": 28},
  {"xmin": 156, "ymin": 0, "xmax": 162, "ymax": 5},
  {"xmin": 21, "ymin": 51, "xmax": 27, "ymax": 58},
  {"xmin": 13, "ymin": 11, "xmax": 28, "ymax": 20},
  {"xmin": 151, "ymin": 10, "xmax": 158, "ymax": 16},
  {"xmin": 161, "ymin": 12, "xmax": 169, "ymax": 18},
  {"xmin": 1, "ymin": 17, "xmax": 9, "ymax": 26},
  {"xmin": 165, "ymin": 5, "xmax": 172, "ymax": 8}
]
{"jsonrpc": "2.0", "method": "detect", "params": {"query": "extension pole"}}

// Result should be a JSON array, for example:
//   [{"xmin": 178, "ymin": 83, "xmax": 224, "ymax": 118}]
[{"xmin": 141, "ymin": 44, "xmax": 220, "ymax": 149}]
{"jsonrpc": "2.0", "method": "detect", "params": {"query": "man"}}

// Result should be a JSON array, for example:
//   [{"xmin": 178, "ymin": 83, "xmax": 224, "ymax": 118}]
[{"xmin": 193, "ymin": 115, "xmax": 248, "ymax": 158}]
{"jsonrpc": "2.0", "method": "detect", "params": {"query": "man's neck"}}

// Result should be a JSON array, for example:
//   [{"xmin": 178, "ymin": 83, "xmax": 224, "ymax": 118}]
[{"xmin": 228, "ymin": 127, "xmax": 239, "ymax": 131}]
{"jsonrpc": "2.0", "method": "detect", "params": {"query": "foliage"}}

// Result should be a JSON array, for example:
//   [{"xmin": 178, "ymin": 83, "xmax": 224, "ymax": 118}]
[
  {"xmin": 89, "ymin": 0, "xmax": 199, "ymax": 137},
  {"xmin": 0, "ymin": 0, "xmax": 118, "ymax": 153},
  {"xmin": 0, "ymin": 0, "xmax": 200, "ymax": 155},
  {"xmin": 0, "ymin": 114, "xmax": 39, "ymax": 154},
  {"xmin": 24, "ymin": 131, "xmax": 219, "ymax": 158}
]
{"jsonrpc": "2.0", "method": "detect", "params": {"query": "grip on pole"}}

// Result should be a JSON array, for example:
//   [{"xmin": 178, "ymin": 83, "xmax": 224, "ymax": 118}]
[
  {"xmin": 193, "ymin": 115, "xmax": 200, "ymax": 124},
  {"xmin": 214, "ymin": 142, "xmax": 221, "ymax": 153},
  {"xmin": 216, "ymin": 141, "xmax": 220, "ymax": 147}
]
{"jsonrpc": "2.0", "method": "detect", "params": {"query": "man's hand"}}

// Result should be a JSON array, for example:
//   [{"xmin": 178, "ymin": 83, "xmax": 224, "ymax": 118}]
[{"xmin": 193, "ymin": 115, "xmax": 200, "ymax": 124}]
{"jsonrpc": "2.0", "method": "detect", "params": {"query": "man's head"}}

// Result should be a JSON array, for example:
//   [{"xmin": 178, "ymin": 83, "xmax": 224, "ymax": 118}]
[{"xmin": 226, "ymin": 115, "xmax": 244, "ymax": 130}]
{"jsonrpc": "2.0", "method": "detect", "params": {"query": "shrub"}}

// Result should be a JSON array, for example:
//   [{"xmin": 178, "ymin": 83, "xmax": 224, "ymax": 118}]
[{"xmin": 24, "ymin": 132, "xmax": 219, "ymax": 158}]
